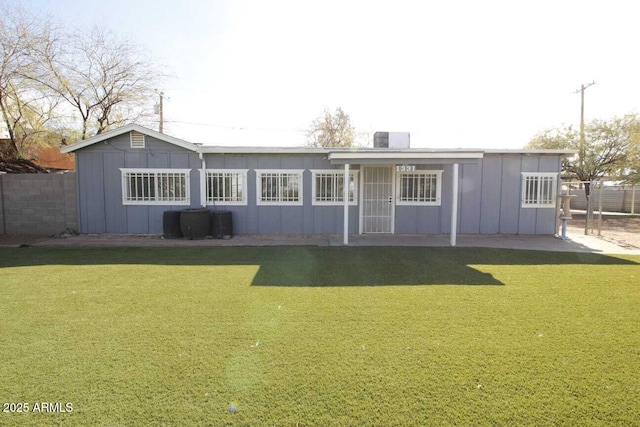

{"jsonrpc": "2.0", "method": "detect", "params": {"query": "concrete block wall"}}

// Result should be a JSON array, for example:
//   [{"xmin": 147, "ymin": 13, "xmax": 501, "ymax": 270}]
[{"xmin": 0, "ymin": 172, "xmax": 77, "ymax": 235}]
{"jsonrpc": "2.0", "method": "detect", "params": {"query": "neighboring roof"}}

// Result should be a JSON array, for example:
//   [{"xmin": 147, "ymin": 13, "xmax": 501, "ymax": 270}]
[
  {"xmin": 33, "ymin": 146, "xmax": 75, "ymax": 170},
  {"xmin": 60, "ymin": 124, "xmax": 200, "ymax": 153}
]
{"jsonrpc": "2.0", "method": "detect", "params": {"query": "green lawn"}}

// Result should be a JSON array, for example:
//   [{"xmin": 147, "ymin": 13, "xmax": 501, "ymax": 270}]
[{"xmin": 1, "ymin": 246, "xmax": 639, "ymax": 426}]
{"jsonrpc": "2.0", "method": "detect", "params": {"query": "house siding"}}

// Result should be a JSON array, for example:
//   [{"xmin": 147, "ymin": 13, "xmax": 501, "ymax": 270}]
[
  {"xmin": 76, "ymin": 133, "xmax": 201, "ymax": 233},
  {"xmin": 204, "ymin": 154, "xmax": 360, "ymax": 234},
  {"xmin": 73, "ymin": 132, "xmax": 563, "ymax": 236}
]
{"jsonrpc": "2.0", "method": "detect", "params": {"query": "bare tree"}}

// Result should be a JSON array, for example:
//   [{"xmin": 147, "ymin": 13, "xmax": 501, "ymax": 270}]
[
  {"xmin": 33, "ymin": 26, "xmax": 161, "ymax": 140},
  {"xmin": 306, "ymin": 107, "xmax": 355, "ymax": 148},
  {"xmin": 0, "ymin": 6, "xmax": 60, "ymax": 159}
]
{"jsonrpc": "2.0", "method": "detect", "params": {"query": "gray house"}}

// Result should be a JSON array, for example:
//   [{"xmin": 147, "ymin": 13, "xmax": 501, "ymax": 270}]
[{"xmin": 61, "ymin": 124, "xmax": 574, "ymax": 245}]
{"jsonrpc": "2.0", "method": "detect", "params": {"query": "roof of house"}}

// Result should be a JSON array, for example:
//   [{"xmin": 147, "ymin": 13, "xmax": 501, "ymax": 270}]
[
  {"xmin": 60, "ymin": 124, "xmax": 577, "ymax": 158},
  {"xmin": 59, "ymin": 124, "xmax": 200, "ymax": 153}
]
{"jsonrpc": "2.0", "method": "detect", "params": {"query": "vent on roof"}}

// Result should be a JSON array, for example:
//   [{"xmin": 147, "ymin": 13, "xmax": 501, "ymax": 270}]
[{"xmin": 130, "ymin": 131, "xmax": 145, "ymax": 148}]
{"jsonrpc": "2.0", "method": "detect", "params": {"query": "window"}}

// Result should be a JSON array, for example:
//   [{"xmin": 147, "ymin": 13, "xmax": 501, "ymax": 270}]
[
  {"xmin": 121, "ymin": 168, "xmax": 190, "ymax": 205},
  {"xmin": 130, "ymin": 131, "xmax": 145, "ymax": 148},
  {"xmin": 255, "ymin": 169, "xmax": 303, "ymax": 206},
  {"xmin": 396, "ymin": 170, "xmax": 442, "ymax": 205},
  {"xmin": 311, "ymin": 170, "xmax": 358, "ymax": 205},
  {"xmin": 205, "ymin": 169, "xmax": 248, "ymax": 205},
  {"xmin": 521, "ymin": 173, "xmax": 557, "ymax": 208}
]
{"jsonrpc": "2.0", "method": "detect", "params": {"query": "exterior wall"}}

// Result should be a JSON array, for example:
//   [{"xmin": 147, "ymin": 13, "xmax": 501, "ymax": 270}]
[
  {"xmin": 473, "ymin": 154, "xmax": 560, "ymax": 235},
  {"xmin": 393, "ymin": 155, "xmax": 560, "ymax": 235},
  {"xmin": 75, "ymin": 133, "xmax": 201, "ymax": 233},
  {"xmin": 75, "ymin": 135, "xmax": 359, "ymax": 234},
  {"xmin": 0, "ymin": 172, "xmax": 77, "ymax": 235},
  {"xmin": 72, "ymin": 134, "xmax": 563, "ymax": 235},
  {"xmin": 205, "ymin": 153, "xmax": 359, "ymax": 234}
]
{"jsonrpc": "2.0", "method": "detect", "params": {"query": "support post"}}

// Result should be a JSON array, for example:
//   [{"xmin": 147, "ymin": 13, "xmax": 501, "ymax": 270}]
[
  {"xmin": 450, "ymin": 163, "xmax": 459, "ymax": 247},
  {"xmin": 632, "ymin": 184, "xmax": 636, "ymax": 215},
  {"xmin": 343, "ymin": 163, "xmax": 350, "ymax": 245}
]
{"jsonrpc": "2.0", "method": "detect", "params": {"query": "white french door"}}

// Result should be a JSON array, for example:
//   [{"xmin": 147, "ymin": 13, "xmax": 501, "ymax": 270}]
[{"xmin": 361, "ymin": 166, "xmax": 394, "ymax": 233}]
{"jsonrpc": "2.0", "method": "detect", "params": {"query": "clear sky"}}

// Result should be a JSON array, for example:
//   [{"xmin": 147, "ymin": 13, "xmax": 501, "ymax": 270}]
[{"xmin": 11, "ymin": 0, "xmax": 640, "ymax": 148}]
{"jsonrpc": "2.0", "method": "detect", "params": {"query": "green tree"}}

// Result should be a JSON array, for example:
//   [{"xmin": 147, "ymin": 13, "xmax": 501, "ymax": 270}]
[
  {"xmin": 527, "ymin": 114, "xmax": 640, "ymax": 196},
  {"xmin": 306, "ymin": 107, "xmax": 355, "ymax": 148}
]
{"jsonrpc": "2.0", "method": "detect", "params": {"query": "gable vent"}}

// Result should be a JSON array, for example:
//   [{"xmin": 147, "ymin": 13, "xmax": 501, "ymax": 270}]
[{"xmin": 130, "ymin": 131, "xmax": 146, "ymax": 148}]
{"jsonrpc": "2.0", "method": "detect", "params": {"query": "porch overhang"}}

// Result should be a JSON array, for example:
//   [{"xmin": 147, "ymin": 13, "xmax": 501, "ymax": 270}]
[{"xmin": 327, "ymin": 150, "xmax": 484, "ymax": 165}]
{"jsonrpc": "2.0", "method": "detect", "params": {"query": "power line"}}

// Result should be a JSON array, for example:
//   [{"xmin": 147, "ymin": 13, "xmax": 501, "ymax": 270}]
[{"xmin": 163, "ymin": 120, "xmax": 306, "ymax": 133}]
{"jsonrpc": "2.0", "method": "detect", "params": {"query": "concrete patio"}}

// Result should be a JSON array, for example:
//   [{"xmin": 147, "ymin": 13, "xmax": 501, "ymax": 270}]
[{"xmin": 2, "ymin": 230, "xmax": 638, "ymax": 255}]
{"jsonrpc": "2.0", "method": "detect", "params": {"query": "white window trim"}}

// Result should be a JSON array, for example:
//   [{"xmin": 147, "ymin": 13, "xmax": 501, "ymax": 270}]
[
  {"xmin": 130, "ymin": 131, "xmax": 146, "ymax": 148},
  {"xmin": 120, "ymin": 168, "xmax": 191, "ymax": 206},
  {"xmin": 255, "ymin": 169, "xmax": 304, "ymax": 206},
  {"xmin": 521, "ymin": 172, "xmax": 558, "ymax": 208},
  {"xmin": 203, "ymin": 169, "xmax": 248, "ymax": 206},
  {"xmin": 311, "ymin": 169, "xmax": 359, "ymax": 206},
  {"xmin": 395, "ymin": 170, "xmax": 443, "ymax": 206}
]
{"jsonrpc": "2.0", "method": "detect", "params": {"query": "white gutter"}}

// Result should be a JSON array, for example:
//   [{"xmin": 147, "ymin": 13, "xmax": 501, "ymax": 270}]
[{"xmin": 328, "ymin": 151, "xmax": 484, "ymax": 161}]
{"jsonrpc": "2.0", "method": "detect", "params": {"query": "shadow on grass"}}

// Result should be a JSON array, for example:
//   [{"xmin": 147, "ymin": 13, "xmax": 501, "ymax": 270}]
[{"xmin": 1, "ymin": 246, "xmax": 637, "ymax": 287}]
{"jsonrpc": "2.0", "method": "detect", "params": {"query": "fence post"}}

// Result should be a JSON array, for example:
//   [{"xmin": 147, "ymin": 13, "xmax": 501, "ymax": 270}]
[
  {"xmin": 597, "ymin": 180, "xmax": 603, "ymax": 237},
  {"xmin": 632, "ymin": 184, "xmax": 637, "ymax": 215},
  {"xmin": 585, "ymin": 182, "xmax": 591, "ymax": 235}
]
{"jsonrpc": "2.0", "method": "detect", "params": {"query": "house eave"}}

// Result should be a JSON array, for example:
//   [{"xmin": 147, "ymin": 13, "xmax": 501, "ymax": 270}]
[
  {"xmin": 327, "ymin": 150, "xmax": 485, "ymax": 165},
  {"xmin": 60, "ymin": 124, "xmax": 199, "ymax": 153},
  {"xmin": 484, "ymin": 149, "xmax": 577, "ymax": 156}
]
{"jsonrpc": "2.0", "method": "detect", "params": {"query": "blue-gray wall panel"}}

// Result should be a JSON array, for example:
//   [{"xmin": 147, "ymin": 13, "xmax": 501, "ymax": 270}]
[
  {"xmin": 126, "ymin": 206, "xmax": 149, "ymax": 234},
  {"xmin": 246, "ymin": 161, "xmax": 259, "ymax": 233},
  {"xmin": 148, "ymin": 206, "xmax": 166, "ymax": 234},
  {"xmin": 82, "ymin": 152, "xmax": 106, "ymax": 233},
  {"xmin": 148, "ymin": 153, "xmax": 170, "ymax": 168},
  {"xmin": 170, "ymin": 153, "xmax": 191, "ymax": 168},
  {"xmin": 396, "ymin": 206, "xmax": 443, "ymax": 234},
  {"xmin": 281, "ymin": 206, "xmax": 304, "ymax": 233},
  {"xmin": 439, "ymin": 164, "xmax": 453, "ymax": 233},
  {"xmin": 103, "ymin": 152, "xmax": 127, "ymax": 233},
  {"xmin": 479, "ymin": 156, "xmax": 502, "ymax": 233},
  {"xmin": 395, "ymin": 206, "xmax": 418, "ymax": 234},
  {"xmin": 188, "ymin": 155, "xmax": 201, "ymax": 208},
  {"xmin": 124, "ymin": 152, "xmax": 147, "ymax": 168},
  {"xmin": 459, "ymin": 163, "xmax": 482, "ymax": 233},
  {"xmin": 257, "ymin": 207, "xmax": 280, "ymax": 233},
  {"xmin": 499, "ymin": 157, "xmax": 521, "ymax": 233}
]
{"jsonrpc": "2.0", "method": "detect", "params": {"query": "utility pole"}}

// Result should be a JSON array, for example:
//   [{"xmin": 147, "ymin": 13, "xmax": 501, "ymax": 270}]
[{"xmin": 576, "ymin": 81, "xmax": 595, "ymax": 170}]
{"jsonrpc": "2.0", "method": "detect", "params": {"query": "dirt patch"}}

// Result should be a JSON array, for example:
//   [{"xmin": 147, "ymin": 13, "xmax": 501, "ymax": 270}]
[{"xmin": 567, "ymin": 214, "xmax": 640, "ymax": 249}]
